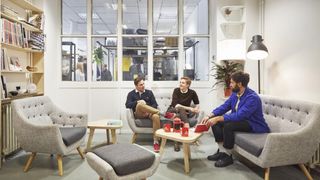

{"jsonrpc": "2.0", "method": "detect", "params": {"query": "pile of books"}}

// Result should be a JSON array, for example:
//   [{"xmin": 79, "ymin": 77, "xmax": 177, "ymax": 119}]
[
  {"xmin": 1, "ymin": 18, "xmax": 30, "ymax": 48},
  {"xmin": 29, "ymin": 32, "xmax": 45, "ymax": 50}
]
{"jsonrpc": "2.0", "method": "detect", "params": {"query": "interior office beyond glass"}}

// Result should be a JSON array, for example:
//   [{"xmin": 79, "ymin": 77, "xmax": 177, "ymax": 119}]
[{"xmin": 61, "ymin": 0, "xmax": 210, "ymax": 82}]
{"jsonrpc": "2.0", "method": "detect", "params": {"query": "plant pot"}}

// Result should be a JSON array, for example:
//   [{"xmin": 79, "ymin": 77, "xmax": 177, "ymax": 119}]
[{"xmin": 224, "ymin": 87, "xmax": 232, "ymax": 97}]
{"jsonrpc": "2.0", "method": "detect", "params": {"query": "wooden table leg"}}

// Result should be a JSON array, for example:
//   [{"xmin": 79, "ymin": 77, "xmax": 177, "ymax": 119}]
[
  {"xmin": 159, "ymin": 138, "xmax": 167, "ymax": 156},
  {"xmin": 183, "ymin": 143, "xmax": 190, "ymax": 174},
  {"xmin": 187, "ymin": 144, "xmax": 191, "ymax": 159},
  {"xmin": 86, "ymin": 128, "xmax": 95, "ymax": 152},
  {"xmin": 106, "ymin": 129, "xmax": 110, "ymax": 144},
  {"xmin": 111, "ymin": 129, "xmax": 117, "ymax": 144}
]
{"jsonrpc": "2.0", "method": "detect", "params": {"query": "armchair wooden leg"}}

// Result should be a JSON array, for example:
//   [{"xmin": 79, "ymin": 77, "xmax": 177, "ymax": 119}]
[
  {"xmin": 77, "ymin": 147, "xmax": 85, "ymax": 159},
  {"xmin": 264, "ymin": 167, "xmax": 270, "ymax": 180},
  {"xmin": 99, "ymin": 177, "xmax": 103, "ymax": 180},
  {"xmin": 131, "ymin": 133, "xmax": 138, "ymax": 144},
  {"xmin": 57, "ymin": 154, "xmax": 63, "ymax": 176},
  {"xmin": 299, "ymin": 164, "xmax": 313, "ymax": 180},
  {"xmin": 24, "ymin": 152, "xmax": 36, "ymax": 172}
]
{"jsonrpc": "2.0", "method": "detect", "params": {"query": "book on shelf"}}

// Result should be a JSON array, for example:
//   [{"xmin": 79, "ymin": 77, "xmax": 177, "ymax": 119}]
[
  {"xmin": 1, "ymin": 75, "xmax": 8, "ymax": 98},
  {"xmin": 1, "ymin": 48, "xmax": 9, "ymax": 70},
  {"xmin": 1, "ymin": 17, "xmax": 45, "ymax": 50}
]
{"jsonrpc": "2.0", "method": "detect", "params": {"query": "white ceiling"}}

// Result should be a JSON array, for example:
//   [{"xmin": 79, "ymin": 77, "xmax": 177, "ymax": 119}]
[{"xmin": 62, "ymin": 0, "xmax": 202, "ymax": 35}]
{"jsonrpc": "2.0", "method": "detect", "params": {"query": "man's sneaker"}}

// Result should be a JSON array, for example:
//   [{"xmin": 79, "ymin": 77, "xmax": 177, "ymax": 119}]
[
  {"xmin": 207, "ymin": 149, "xmax": 224, "ymax": 161},
  {"xmin": 164, "ymin": 112, "xmax": 176, "ymax": 119},
  {"xmin": 214, "ymin": 154, "xmax": 233, "ymax": 167},
  {"xmin": 153, "ymin": 143, "xmax": 160, "ymax": 153}
]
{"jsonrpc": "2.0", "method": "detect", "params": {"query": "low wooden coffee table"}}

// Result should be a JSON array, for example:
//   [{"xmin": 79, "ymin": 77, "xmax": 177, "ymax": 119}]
[
  {"xmin": 86, "ymin": 119, "xmax": 123, "ymax": 152},
  {"xmin": 155, "ymin": 128, "xmax": 203, "ymax": 173}
]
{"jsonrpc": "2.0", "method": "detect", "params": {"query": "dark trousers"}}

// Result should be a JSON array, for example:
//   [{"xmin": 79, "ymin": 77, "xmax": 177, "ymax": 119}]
[
  {"xmin": 167, "ymin": 106, "xmax": 195, "ymax": 123},
  {"xmin": 212, "ymin": 120, "xmax": 252, "ymax": 149}
]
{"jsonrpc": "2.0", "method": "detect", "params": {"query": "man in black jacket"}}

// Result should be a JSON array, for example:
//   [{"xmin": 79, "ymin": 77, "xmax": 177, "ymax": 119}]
[{"xmin": 125, "ymin": 77, "xmax": 160, "ymax": 152}]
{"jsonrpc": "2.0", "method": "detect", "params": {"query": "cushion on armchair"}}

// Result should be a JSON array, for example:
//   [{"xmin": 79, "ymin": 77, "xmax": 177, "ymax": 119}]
[
  {"xmin": 59, "ymin": 127, "xmax": 86, "ymax": 146},
  {"xmin": 92, "ymin": 144, "xmax": 155, "ymax": 176},
  {"xmin": 235, "ymin": 132, "xmax": 268, "ymax": 157}
]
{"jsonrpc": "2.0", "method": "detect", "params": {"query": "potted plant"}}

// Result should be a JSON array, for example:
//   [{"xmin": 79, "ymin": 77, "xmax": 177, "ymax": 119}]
[
  {"xmin": 211, "ymin": 60, "xmax": 243, "ymax": 97},
  {"xmin": 93, "ymin": 46, "xmax": 103, "ymax": 65}
]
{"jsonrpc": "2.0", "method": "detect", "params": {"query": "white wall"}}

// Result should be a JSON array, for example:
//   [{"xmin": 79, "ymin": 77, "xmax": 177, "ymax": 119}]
[{"xmin": 264, "ymin": 0, "xmax": 320, "ymax": 103}]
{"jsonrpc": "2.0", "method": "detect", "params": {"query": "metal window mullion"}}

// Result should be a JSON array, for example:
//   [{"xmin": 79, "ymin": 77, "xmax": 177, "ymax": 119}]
[
  {"xmin": 147, "ymin": 0, "xmax": 153, "ymax": 81},
  {"xmin": 178, "ymin": 0, "xmax": 184, "ymax": 79},
  {"xmin": 87, "ymin": 0, "xmax": 92, "ymax": 122},
  {"xmin": 117, "ymin": 0, "xmax": 123, "ymax": 81}
]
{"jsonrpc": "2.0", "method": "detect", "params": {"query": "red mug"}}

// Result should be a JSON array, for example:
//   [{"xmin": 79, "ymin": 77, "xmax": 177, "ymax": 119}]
[
  {"xmin": 181, "ymin": 127, "xmax": 189, "ymax": 137},
  {"xmin": 173, "ymin": 117, "xmax": 183, "ymax": 133},
  {"xmin": 163, "ymin": 123, "xmax": 171, "ymax": 132}
]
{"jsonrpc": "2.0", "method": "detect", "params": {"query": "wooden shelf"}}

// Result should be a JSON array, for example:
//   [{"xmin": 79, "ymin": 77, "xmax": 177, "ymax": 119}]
[
  {"xmin": 1, "ymin": 13, "xmax": 42, "ymax": 32},
  {"xmin": 8, "ymin": 0, "xmax": 43, "ymax": 13},
  {"xmin": 1, "ymin": 43, "xmax": 44, "ymax": 53},
  {"xmin": 0, "ymin": 70, "xmax": 28, "ymax": 73},
  {"xmin": 1, "ymin": 92, "xmax": 44, "ymax": 105}
]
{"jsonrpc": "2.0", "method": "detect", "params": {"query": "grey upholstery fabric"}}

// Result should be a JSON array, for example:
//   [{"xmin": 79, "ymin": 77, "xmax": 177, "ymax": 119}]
[
  {"xmin": 86, "ymin": 144, "xmax": 160, "ymax": 180},
  {"xmin": 235, "ymin": 133, "xmax": 268, "ymax": 157},
  {"xmin": 233, "ymin": 95, "xmax": 320, "ymax": 168},
  {"xmin": 93, "ymin": 144, "xmax": 155, "ymax": 176},
  {"xmin": 134, "ymin": 119, "xmax": 171, "ymax": 128},
  {"xmin": 126, "ymin": 92, "xmax": 204, "ymax": 134},
  {"xmin": 59, "ymin": 127, "xmax": 87, "ymax": 146},
  {"xmin": 11, "ymin": 96, "xmax": 87, "ymax": 155}
]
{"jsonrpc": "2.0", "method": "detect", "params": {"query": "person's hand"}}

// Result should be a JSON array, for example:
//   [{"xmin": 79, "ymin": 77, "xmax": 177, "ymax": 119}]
[
  {"xmin": 205, "ymin": 116, "xmax": 223, "ymax": 127},
  {"xmin": 191, "ymin": 108, "xmax": 200, "ymax": 114},
  {"xmin": 175, "ymin": 104, "xmax": 182, "ymax": 109},
  {"xmin": 201, "ymin": 116, "xmax": 210, "ymax": 124}
]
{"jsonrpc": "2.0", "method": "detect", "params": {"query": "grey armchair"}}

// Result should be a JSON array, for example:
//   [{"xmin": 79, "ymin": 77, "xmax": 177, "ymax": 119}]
[
  {"xmin": 11, "ymin": 96, "xmax": 88, "ymax": 176},
  {"xmin": 126, "ymin": 92, "xmax": 204, "ymax": 143},
  {"xmin": 233, "ymin": 95, "xmax": 320, "ymax": 180}
]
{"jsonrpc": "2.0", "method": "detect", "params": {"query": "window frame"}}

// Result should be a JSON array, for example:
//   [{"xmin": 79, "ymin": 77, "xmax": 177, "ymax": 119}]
[{"xmin": 59, "ymin": 0, "xmax": 212, "ymax": 86}]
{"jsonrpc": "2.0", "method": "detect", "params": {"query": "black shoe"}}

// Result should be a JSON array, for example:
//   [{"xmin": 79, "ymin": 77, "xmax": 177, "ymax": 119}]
[
  {"xmin": 214, "ymin": 154, "xmax": 233, "ymax": 167},
  {"xmin": 174, "ymin": 142, "xmax": 180, "ymax": 152},
  {"xmin": 207, "ymin": 149, "xmax": 224, "ymax": 161}
]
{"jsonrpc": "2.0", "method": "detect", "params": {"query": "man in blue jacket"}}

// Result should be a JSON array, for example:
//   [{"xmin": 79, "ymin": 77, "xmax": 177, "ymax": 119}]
[
  {"xmin": 201, "ymin": 71, "xmax": 270, "ymax": 167},
  {"xmin": 125, "ymin": 77, "xmax": 161, "ymax": 152}
]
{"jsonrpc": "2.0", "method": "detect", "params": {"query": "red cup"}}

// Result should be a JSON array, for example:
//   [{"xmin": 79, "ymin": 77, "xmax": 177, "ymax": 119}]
[
  {"xmin": 163, "ymin": 123, "xmax": 171, "ymax": 132},
  {"xmin": 181, "ymin": 127, "xmax": 189, "ymax": 137}
]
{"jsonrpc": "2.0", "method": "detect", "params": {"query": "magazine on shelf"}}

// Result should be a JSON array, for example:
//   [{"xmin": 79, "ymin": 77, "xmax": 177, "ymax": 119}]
[{"xmin": 9, "ymin": 56, "xmax": 22, "ymax": 71}]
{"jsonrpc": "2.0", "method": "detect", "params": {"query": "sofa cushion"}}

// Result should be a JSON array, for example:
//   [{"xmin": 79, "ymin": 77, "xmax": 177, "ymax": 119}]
[
  {"xmin": 59, "ymin": 127, "xmax": 86, "ymax": 146},
  {"xmin": 93, "ymin": 144, "xmax": 155, "ymax": 176},
  {"xmin": 134, "ymin": 118, "xmax": 172, "ymax": 128},
  {"xmin": 235, "ymin": 133, "xmax": 268, "ymax": 157},
  {"xmin": 135, "ymin": 118, "xmax": 197, "ymax": 128}
]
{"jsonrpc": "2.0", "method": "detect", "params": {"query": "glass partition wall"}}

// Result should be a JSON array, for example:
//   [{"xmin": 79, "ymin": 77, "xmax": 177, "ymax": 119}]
[{"xmin": 61, "ymin": 0, "xmax": 210, "ymax": 82}]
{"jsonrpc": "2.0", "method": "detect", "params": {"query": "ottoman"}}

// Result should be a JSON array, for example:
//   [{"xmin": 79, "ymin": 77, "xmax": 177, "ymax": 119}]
[{"xmin": 86, "ymin": 144, "xmax": 160, "ymax": 180}]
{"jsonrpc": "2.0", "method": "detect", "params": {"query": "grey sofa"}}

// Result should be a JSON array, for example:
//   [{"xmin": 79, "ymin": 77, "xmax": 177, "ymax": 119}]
[
  {"xmin": 126, "ymin": 92, "xmax": 204, "ymax": 143},
  {"xmin": 233, "ymin": 95, "xmax": 320, "ymax": 180},
  {"xmin": 11, "ymin": 96, "xmax": 88, "ymax": 176}
]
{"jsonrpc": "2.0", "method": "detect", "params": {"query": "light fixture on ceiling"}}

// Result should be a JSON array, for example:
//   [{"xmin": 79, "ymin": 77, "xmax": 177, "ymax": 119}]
[{"xmin": 78, "ymin": 13, "xmax": 99, "ymax": 19}]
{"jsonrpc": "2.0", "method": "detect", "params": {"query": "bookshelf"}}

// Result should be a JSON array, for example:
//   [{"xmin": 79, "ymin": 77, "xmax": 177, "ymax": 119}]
[{"xmin": 0, "ymin": 0, "xmax": 45, "ymax": 168}]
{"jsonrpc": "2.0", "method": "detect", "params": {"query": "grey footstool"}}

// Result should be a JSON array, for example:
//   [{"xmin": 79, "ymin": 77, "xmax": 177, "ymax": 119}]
[{"xmin": 86, "ymin": 144, "xmax": 160, "ymax": 180}]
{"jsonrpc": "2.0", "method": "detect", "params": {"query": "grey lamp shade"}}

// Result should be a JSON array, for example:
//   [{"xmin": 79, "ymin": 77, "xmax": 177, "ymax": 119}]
[{"xmin": 247, "ymin": 35, "xmax": 269, "ymax": 60}]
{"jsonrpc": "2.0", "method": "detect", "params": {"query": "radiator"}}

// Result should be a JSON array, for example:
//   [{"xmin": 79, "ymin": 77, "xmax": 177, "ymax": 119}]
[
  {"xmin": 1, "ymin": 103, "xmax": 20, "ymax": 163},
  {"xmin": 310, "ymin": 144, "xmax": 320, "ymax": 167}
]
